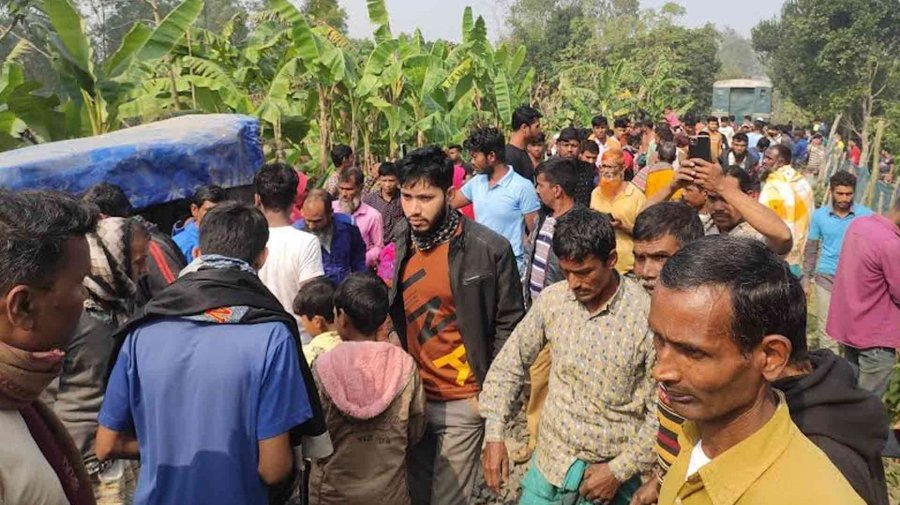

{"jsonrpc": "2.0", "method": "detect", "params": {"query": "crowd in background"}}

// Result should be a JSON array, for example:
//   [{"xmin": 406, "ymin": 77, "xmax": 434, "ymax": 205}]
[{"xmin": 0, "ymin": 103, "xmax": 898, "ymax": 505}]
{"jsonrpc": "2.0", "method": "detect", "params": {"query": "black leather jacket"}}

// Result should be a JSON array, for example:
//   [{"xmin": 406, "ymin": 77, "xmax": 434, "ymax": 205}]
[{"xmin": 389, "ymin": 218, "xmax": 525, "ymax": 387}]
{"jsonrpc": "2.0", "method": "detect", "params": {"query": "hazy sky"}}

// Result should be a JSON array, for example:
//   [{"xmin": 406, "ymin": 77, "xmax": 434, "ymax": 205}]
[{"xmin": 343, "ymin": 0, "xmax": 785, "ymax": 42}]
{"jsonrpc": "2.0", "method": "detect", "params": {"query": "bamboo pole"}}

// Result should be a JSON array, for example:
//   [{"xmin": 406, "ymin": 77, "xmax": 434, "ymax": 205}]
[
  {"xmin": 864, "ymin": 119, "xmax": 885, "ymax": 208},
  {"xmin": 817, "ymin": 114, "xmax": 842, "ymax": 205}
]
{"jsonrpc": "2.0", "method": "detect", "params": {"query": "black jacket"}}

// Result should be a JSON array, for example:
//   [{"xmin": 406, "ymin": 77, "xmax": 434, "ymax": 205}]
[
  {"xmin": 389, "ymin": 218, "xmax": 526, "ymax": 388},
  {"xmin": 774, "ymin": 349, "xmax": 889, "ymax": 505}
]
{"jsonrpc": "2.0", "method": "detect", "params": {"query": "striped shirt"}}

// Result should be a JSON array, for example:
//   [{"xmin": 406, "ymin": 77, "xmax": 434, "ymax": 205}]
[
  {"xmin": 481, "ymin": 276, "xmax": 657, "ymax": 486},
  {"xmin": 528, "ymin": 216, "xmax": 557, "ymax": 301},
  {"xmin": 655, "ymin": 398, "xmax": 684, "ymax": 480}
]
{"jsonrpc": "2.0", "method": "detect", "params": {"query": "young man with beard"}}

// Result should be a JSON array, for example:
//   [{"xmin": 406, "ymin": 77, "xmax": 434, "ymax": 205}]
[
  {"xmin": 758, "ymin": 144, "xmax": 815, "ymax": 277},
  {"xmin": 334, "ymin": 167, "xmax": 384, "ymax": 268},
  {"xmin": 590, "ymin": 147, "xmax": 647, "ymax": 274},
  {"xmin": 717, "ymin": 132, "xmax": 759, "ymax": 172},
  {"xmin": 650, "ymin": 236, "xmax": 863, "ymax": 505},
  {"xmin": 454, "ymin": 127, "xmax": 541, "ymax": 273},
  {"xmin": 97, "ymin": 202, "xmax": 328, "ymax": 505},
  {"xmin": 296, "ymin": 190, "xmax": 367, "ymax": 286},
  {"xmin": 363, "ymin": 161, "xmax": 404, "ymax": 245},
  {"xmin": 481, "ymin": 207, "xmax": 656, "ymax": 505},
  {"xmin": 390, "ymin": 145, "xmax": 525, "ymax": 505},
  {"xmin": 0, "ymin": 190, "xmax": 96, "ymax": 505},
  {"xmin": 254, "ymin": 163, "xmax": 325, "ymax": 335},
  {"xmin": 507, "ymin": 105, "xmax": 543, "ymax": 182},
  {"xmin": 803, "ymin": 171, "xmax": 872, "ymax": 353},
  {"xmin": 556, "ymin": 127, "xmax": 581, "ymax": 160}
]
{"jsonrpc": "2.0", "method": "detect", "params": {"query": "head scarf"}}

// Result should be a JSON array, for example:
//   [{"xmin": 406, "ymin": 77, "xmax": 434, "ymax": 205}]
[{"xmin": 82, "ymin": 217, "xmax": 140, "ymax": 323}]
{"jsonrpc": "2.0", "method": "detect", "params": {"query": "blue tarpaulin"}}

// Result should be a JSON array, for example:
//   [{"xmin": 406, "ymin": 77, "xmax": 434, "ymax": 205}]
[{"xmin": 0, "ymin": 114, "xmax": 264, "ymax": 209}]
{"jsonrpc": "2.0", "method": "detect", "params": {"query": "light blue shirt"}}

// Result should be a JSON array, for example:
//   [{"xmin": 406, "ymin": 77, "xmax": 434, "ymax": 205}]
[
  {"xmin": 461, "ymin": 166, "xmax": 541, "ymax": 272},
  {"xmin": 809, "ymin": 203, "xmax": 873, "ymax": 276}
]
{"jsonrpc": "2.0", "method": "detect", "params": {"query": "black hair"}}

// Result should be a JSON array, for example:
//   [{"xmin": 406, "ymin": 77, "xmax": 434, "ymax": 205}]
[
  {"xmin": 378, "ymin": 162, "xmax": 398, "ymax": 178},
  {"xmin": 627, "ymin": 133, "xmax": 642, "ymax": 148},
  {"xmin": 707, "ymin": 116, "xmax": 719, "ymax": 124},
  {"xmin": 447, "ymin": 144, "xmax": 463, "ymax": 151},
  {"xmin": 330, "ymin": 144, "xmax": 353, "ymax": 167},
  {"xmin": 614, "ymin": 117, "xmax": 628, "ymax": 129},
  {"xmin": 338, "ymin": 166, "xmax": 365, "ymax": 187},
  {"xmin": 682, "ymin": 112, "xmax": 697, "ymax": 125},
  {"xmin": 0, "ymin": 190, "xmax": 97, "ymax": 293},
  {"xmin": 812, "ymin": 133, "xmax": 823, "ymax": 140},
  {"xmin": 464, "ymin": 126, "xmax": 506, "ymax": 163},
  {"xmin": 552, "ymin": 207, "xmax": 616, "ymax": 262},
  {"xmin": 729, "ymin": 115, "xmax": 736, "ymax": 122},
  {"xmin": 829, "ymin": 170, "xmax": 857, "ymax": 189},
  {"xmin": 723, "ymin": 166, "xmax": 754, "ymax": 193},
  {"xmin": 634, "ymin": 201, "xmax": 703, "ymax": 246},
  {"xmin": 529, "ymin": 132, "xmax": 546, "ymax": 146},
  {"xmin": 334, "ymin": 273, "xmax": 389, "ymax": 335},
  {"xmin": 199, "ymin": 201, "xmax": 268, "ymax": 264},
  {"xmin": 293, "ymin": 276, "xmax": 336, "ymax": 323},
  {"xmin": 720, "ymin": 116, "xmax": 729, "ymax": 123},
  {"xmin": 769, "ymin": 143, "xmax": 792, "ymax": 164},
  {"xmin": 732, "ymin": 132, "xmax": 749, "ymax": 144},
  {"xmin": 591, "ymin": 115, "xmax": 608, "ymax": 128},
  {"xmin": 397, "ymin": 145, "xmax": 453, "ymax": 191},
  {"xmin": 191, "ymin": 185, "xmax": 227, "ymax": 207},
  {"xmin": 655, "ymin": 125, "xmax": 674, "ymax": 143},
  {"xmin": 558, "ymin": 127, "xmax": 581, "ymax": 143},
  {"xmin": 303, "ymin": 189, "xmax": 334, "ymax": 214},
  {"xmin": 657, "ymin": 141, "xmax": 677, "ymax": 163},
  {"xmin": 536, "ymin": 157, "xmax": 577, "ymax": 197},
  {"xmin": 82, "ymin": 183, "xmax": 132, "ymax": 217},
  {"xmin": 254, "ymin": 162, "xmax": 299, "ymax": 211},
  {"xmin": 757, "ymin": 137, "xmax": 771, "ymax": 151},
  {"xmin": 578, "ymin": 139, "xmax": 599, "ymax": 155},
  {"xmin": 660, "ymin": 235, "xmax": 807, "ymax": 362},
  {"xmin": 511, "ymin": 105, "xmax": 542, "ymax": 131}
]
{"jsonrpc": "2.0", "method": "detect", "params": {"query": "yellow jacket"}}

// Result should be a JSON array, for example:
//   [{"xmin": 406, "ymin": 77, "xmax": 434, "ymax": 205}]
[{"xmin": 659, "ymin": 395, "xmax": 864, "ymax": 505}]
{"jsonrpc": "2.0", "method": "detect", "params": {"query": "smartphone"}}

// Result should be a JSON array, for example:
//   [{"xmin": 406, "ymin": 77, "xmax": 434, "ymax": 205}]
[{"xmin": 688, "ymin": 135, "xmax": 711, "ymax": 162}]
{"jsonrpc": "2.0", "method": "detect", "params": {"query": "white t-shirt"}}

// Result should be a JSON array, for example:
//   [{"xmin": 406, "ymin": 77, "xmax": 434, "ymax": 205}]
[
  {"xmin": 0, "ymin": 409, "xmax": 70, "ymax": 505},
  {"xmin": 686, "ymin": 441, "xmax": 712, "ymax": 479},
  {"xmin": 257, "ymin": 226, "xmax": 325, "ymax": 330}
]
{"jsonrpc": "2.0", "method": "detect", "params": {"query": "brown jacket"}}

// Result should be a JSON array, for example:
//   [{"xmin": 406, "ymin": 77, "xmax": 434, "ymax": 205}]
[{"xmin": 309, "ymin": 341, "xmax": 426, "ymax": 505}]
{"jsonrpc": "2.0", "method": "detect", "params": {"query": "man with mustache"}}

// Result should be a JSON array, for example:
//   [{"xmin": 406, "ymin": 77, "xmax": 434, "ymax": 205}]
[
  {"xmin": 590, "ymin": 147, "xmax": 647, "ymax": 273},
  {"xmin": 389, "ymin": 146, "xmax": 525, "ymax": 505},
  {"xmin": 481, "ymin": 207, "xmax": 656, "ymax": 505},
  {"xmin": 296, "ymin": 189, "xmax": 367, "ymax": 286},
  {"xmin": 802, "ymin": 170, "xmax": 872, "ymax": 353},
  {"xmin": 651, "ymin": 236, "xmax": 864, "ymax": 505},
  {"xmin": 334, "ymin": 167, "xmax": 384, "ymax": 269},
  {"xmin": 0, "ymin": 190, "xmax": 97, "ymax": 505}
]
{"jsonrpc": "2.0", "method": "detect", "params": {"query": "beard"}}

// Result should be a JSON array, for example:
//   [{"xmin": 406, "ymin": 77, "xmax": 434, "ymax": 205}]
[
  {"xmin": 339, "ymin": 196, "xmax": 361, "ymax": 214},
  {"xmin": 411, "ymin": 204, "xmax": 448, "ymax": 236},
  {"xmin": 599, "ymin": 178, "xmax": 623, "ymax": 199}
]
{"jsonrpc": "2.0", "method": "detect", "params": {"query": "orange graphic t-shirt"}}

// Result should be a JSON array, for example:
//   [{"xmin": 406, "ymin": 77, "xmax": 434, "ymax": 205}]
[{"xmin": 402, "ymin": 239, "xmax": 479, "ymax": 401}]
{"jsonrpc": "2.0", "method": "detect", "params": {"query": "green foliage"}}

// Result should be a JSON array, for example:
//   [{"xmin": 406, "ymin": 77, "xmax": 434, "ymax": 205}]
[{"xmin": 716, "ymin": 27, "xmax": 765, "ymax": 80}]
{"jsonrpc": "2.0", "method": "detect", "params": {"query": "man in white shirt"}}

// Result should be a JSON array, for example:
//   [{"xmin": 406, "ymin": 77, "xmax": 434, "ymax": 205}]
[{"xmin": 254, "ymin": 163, "xmax": 324, "ymax": 338}]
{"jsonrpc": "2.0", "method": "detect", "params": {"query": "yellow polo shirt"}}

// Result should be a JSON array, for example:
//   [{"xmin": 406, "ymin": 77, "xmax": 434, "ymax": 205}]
[
  {"xmin": 589, "ymin": 182, "xmax": 646, "ymax": 273},
  {"xmin": 659, "ymin": 395, "xmax": 864, "ymax": 505}
]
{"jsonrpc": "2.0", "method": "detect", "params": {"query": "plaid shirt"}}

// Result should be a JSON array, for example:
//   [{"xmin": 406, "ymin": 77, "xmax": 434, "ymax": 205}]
[
  {"xmin": 480, "ymin": 276, "xmax": 657, "ymax": 486},
  {"xmin": 363, "ymin": 190, "xmax": 403, "ymax": 244}
]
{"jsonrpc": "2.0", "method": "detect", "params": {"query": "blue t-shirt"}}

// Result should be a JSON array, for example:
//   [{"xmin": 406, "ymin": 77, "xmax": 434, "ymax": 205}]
[
  {"xmin": 99, "ymin": 319, "xmax": 312, "ymax": 505},
  {"xmin": 461, "ymin": 167, "xmax": 540, "ymax": 272},
  {"xmin": 172, "ymin": 219, "xmax": 199, "ymax": 264},
  {"xmin": 809, "ymin": 204, "xmax": 873, "ymax": 276}
]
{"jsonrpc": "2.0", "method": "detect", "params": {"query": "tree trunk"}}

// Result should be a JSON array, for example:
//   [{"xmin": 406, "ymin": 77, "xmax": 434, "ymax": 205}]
[{"xmin": 863, "ymin": 119, "xmax": 885, "ymax": 208}]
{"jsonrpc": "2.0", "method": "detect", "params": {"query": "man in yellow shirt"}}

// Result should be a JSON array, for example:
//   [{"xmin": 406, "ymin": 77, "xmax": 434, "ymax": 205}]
[
  {"xmin": 590, "ymin": 147, "xmax": 646, "ymax": 273},
  {"xmin": 649, "ymin": 236, "xmax": 863, "ymax": 505}
]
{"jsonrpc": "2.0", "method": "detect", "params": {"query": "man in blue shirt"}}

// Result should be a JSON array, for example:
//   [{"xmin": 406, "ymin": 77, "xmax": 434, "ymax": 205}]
[
  {"xmin": 172, "ymin": 185, "xmax": 227, "ymax": 263},
  {"xmin": 453, "ymin": 126, "xmax": 541, "ymax": 272},
  {"xmin": 295, "ymin": 189, "xmax": 367, "ymax": 286},
  {"xmin": 803, "ymin": 170, "xmax": 872, "ymax": 352},
  {"xmin": 96, "ymin": 201, "xmax": 326, "ymax": 505}
]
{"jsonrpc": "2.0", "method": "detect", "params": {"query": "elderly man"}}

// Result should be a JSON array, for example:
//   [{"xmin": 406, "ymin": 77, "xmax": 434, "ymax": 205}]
[
  {"xmin": 481, "ymin": 207, "xmax": 656, "ymax": 505},
  {"xmin": 296, "ymin": 189, "xmax": 367, "ymax": 286},
  {"xmin": 590, "ymin": 147, "xmax": 647, "ymax": 273},
  {"xmin": 334, "ymin": 167, "xmax": 384, "ymax": 268}
]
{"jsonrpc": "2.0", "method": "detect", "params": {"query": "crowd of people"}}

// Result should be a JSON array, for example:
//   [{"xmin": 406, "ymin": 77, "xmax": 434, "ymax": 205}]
[{"xmin": 0, "ymin": 104, "xmax": 898, "ymax": 505}]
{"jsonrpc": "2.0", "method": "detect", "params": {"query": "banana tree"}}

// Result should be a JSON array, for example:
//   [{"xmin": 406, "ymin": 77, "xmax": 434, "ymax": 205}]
[{"xmin": 37, "ymin": 0, "xmax": 204, "ymax": 135}]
